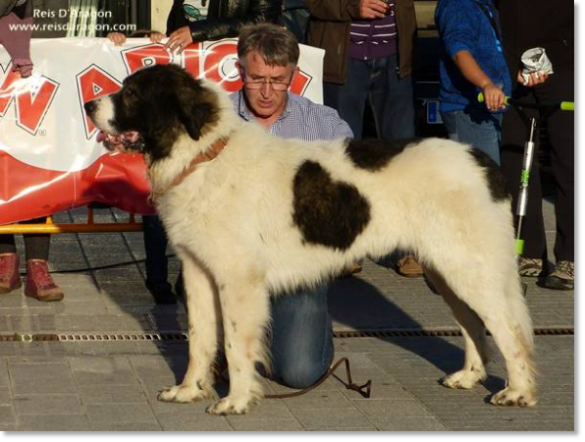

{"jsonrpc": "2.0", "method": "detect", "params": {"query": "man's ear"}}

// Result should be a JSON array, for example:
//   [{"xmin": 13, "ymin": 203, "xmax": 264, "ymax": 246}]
[
  {"xmin": 236, "ymin": 60, "xmax": 245, "ymax": 82},
  {"xmin": 290, "ymin": 66, "xmax": 300, "ymax": 88}
]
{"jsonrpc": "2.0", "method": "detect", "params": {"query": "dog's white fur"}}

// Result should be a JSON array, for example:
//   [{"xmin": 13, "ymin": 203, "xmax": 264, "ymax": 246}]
[{"xmin": 92, "ymin": 76, "xmax": 536, "ymax": 415}]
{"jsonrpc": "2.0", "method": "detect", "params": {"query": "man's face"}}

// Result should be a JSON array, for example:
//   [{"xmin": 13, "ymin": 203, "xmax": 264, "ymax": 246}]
[{"xmin": 238, "ymin": 51, "xmax": 295, "ymax": 121}]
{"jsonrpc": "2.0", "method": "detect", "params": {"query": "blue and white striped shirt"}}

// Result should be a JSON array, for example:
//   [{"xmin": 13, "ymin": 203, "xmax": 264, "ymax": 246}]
[{"xmin": 229, "ymin": 91, "xmax": 353, "ymax": 142}]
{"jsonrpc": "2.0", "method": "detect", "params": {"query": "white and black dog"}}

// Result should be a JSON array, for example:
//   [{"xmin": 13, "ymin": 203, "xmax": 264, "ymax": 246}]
[{"xmin": 85, "ymin": 64, "xmax": 536, "ymax": 415}]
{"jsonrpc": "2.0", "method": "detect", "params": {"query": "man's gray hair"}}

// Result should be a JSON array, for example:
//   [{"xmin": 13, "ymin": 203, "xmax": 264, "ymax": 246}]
[{"xmin": 237, "ymin": 23, "xmax": 300, "ymax": 67}]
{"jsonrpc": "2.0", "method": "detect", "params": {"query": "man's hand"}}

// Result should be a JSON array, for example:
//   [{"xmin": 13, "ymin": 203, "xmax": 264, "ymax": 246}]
[
  {"xmin": 517, "ymin": 70, "xmax": 549, "ymax": 87},
  {"xmin": 359, "ymin": 0, "xmax": 389, "ymax": 19},
  {"xmin": 165, "ymin": 26, "xmax": 194, "ymax": 54},
  {"xmin": 107, "ymin": 32, "xmax": 126, "ymax": 46},
  {"xmin": 481, "ymin": 81, "xmax": 506, "ymax": 111}
]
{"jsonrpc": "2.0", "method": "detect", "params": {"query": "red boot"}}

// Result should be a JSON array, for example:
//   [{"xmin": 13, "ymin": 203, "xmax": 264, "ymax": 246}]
[
  {"xmin": 0, "ymin": 253, "xmax": 21, "ymax": 294},
  {"xmin": 25, "ymin": 259, "xmax": 64, "ymax": 302}
]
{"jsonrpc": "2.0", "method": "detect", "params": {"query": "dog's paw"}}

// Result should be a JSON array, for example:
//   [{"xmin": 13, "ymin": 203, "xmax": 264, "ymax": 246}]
[
  {"xmin": 441, "ymin": 369, "xmax": 484, "ymax": 390},
  {"xmin": 157, "ymin": 384, "xmax": 212, "ymax": 403},
  {"xmin": 206, "ymin": 396, "xmax": 259, "ymax": 415},
  {"xmin": 490, "ymin": 387, "xmax": 537, "ymax": 407}
]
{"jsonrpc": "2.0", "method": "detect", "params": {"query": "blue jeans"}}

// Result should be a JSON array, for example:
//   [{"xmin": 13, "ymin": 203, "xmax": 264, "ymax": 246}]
[
  {"xmin": 269, "ymin": 284, "xmax": 334, "ymax": 389},
  {"xmin": 441, "ymin": 110, "xmax": 503, "ymax": 164},
  {"xmin": 323, "ymin": 54, "xmax": 415, "ymax": 139}
]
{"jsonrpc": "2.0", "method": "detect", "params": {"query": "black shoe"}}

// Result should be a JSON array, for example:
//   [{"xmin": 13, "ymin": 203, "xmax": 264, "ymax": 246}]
[{"xmin": 146, "ymin": 281, "xmax": 177, "ymax": 305}]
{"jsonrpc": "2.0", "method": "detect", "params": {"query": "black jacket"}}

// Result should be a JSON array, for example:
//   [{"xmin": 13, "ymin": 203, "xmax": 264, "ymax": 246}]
[
  {"xmin": 166, "ymin": 0, "xmax": 283, "ymax": 41},
  {"xmin": 497, "ymin": 0, "xmax": 573, "ymax": 80}
]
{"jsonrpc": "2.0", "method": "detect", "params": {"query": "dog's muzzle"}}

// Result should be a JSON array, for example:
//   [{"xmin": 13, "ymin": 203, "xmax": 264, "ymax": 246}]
[{"xmin": 97, "ymin": 130, "xmax": 145, "ymax": 153}]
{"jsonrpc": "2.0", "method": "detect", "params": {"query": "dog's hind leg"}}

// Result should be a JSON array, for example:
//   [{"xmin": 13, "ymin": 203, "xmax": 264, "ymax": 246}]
[
  {"xmin": 424, "ymin": 268, "xmax": 488, "ymax": 390},
  {"xmin": 158, "ymin": 256, "xmax": 218, "ymax": 403},
  {"xmin": 431, "ymin": 262, "xmax": 536, "ymax": 407},
  {"xmin": 206, "ymin": 270, "xmax": 270, "ymax": 415},
  {"xmin": 487, "ymin": 270, "xmax": 537, "ymax": 407}
]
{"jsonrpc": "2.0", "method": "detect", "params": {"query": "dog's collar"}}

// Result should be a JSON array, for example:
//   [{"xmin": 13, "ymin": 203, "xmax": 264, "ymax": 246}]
[{"xmin": 153, "ymin": 137, "xmax": 228, "ymax": 200}]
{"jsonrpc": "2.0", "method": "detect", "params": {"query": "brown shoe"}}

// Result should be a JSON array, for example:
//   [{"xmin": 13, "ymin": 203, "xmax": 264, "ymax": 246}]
[
  {"xmin": 543, "ymin": 261, "xmax": 574, "ymax": 291},
  {"xmin": 24, "ymin": 259, "xmax": 64, "ymax": 302},
  {"xmin": 0, "ymin": 253, "xmax": 21, "ymax": 294},
  {"xmin": 338, "ymin": 262, "xmax": 363, "ymax": 279},
  {"xmin": 397, "ymin": 256, "xmax": 424, "ymax": 278}
]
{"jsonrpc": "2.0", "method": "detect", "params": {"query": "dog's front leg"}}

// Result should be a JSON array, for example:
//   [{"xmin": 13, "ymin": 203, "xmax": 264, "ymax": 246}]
[
  {"xmin": 158, "ymin": 256, "xmax": 219, "ymax": 403},
  {"xmin": 206, "ymin": 274, "xmax": 270, "ymax": 415}
]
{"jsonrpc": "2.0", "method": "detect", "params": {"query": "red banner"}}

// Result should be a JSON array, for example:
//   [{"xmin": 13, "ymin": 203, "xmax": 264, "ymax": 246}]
[{"xmin": 0, "ymin": 38, "xmax": 323, "ymax": 225}]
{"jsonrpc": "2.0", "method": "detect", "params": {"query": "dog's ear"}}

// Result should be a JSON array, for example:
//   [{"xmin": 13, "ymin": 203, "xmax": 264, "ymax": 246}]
[{"xmin": 175, "ymin": 78, "xmax": 213, "ymax": 141}]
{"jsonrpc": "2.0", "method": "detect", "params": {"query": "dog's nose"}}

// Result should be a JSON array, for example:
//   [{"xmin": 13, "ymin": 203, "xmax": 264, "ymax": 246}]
[{"xmin": 84, "ymin": 100, "xmax": 97, "ymax": 115}]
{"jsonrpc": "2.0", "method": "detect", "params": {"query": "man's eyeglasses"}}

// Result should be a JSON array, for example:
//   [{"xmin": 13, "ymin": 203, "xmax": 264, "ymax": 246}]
[{"xmin": 241, "ymin": 69, "xmax": 294, "ymax": 91}]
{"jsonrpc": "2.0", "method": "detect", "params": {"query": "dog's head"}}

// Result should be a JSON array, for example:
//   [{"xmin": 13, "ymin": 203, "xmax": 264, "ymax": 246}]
[{"xmin": 84, "ymin": 64, "xmax": 217, "ymax": 161}]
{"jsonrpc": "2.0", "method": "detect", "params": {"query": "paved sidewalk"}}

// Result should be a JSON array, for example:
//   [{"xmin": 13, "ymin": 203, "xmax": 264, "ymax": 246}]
[{"xmin": 0, "ymin": 200, "xmax": 574, "ymax": 431}]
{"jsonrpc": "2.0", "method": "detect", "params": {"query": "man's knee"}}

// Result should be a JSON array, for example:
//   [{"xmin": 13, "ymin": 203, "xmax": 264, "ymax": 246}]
[{"xmin": 277, "ymin": 356, "xmax": 329, "ymax": 389}]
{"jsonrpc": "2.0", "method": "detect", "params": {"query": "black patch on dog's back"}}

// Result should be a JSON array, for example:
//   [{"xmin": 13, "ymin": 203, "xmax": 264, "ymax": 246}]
[
  {"xmin": 468, "ymin": 148, "xmax": 511, "ymax": 201},
  {"xmin": 293, "ymin": 161, "xmax": 370, "ymax": 251},
  {"xmin": 345, "ymin": 138, "xmax": 418, "ymax": 171}
]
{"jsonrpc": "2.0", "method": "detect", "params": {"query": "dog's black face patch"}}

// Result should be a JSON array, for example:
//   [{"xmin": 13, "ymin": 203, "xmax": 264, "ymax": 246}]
[
  {"xmin": 467, "ymin": 148, "xmax": 511, "ymax": 201},
  {"xmin": 108, "ymin": 64, "xmax": 218, "ymax": 162},
  {"xmin": 293, "ymin": 161, "xmax": 371, "ymax": 251},
  {"xmin": 345, "ymin": 138, "xmax": 418, "ymax": 171}
]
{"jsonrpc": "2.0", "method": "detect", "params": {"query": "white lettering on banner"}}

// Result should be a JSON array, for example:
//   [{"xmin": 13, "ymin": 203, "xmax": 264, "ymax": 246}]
[{"xmin": 0, "ymin": 38, "xmax": 323, "ymax": 172}]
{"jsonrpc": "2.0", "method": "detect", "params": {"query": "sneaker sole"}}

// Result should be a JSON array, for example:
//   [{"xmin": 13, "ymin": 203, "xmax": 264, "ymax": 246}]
[
  {"xmin": 0, "ymin": 281, "xmax": 22, "ymax": 294},
  {"xmin": 398, "ymin": 271, "xmax": 424, "ymax": 278},
  {"xmin": 24, "ymin": 290, "xmax": 64, "ymax": 302},
  {"xmin": 519, "ymin": 269, "xmax": 543, "ymax": 277}
]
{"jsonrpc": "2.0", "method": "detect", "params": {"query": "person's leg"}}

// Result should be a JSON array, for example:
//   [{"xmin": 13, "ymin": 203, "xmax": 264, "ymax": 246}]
[
  {"xmin": 22, "ymin": 217, "xmax": 63, "ymax": 301},
  {"xmin": 323, "ymin": 57, "xmax": 370, "ymax": 138},
  {"xmin": 142, "ymin": 214, "xmax": 176, "ymax": 304},
  {"xmin": 369, "ymin": 57, "xmax": 419, "ymax": 275},
  {"xmin": 0, "ymin": 234, "xmax": 17, "ymax": 255},
  {"xmin": 500, "ymin": 99, "xmax": 548, "ymax": 270},
  {"xmin": 443, "ymin": 110, "xmax": 502, "ymax": 164},
  {"xmin": 0, "ymin": 234, "xmax": 20, "ymax": 293},
  {"xmin": 535, "ymin": 70, "xmax": 574, "ymax": 289},
  {"xmin": 23, "ymin": 221, "xmax": 50, "ymax": 261},
  {"xmin": 370, "ymin": 54, "xmax": 416, "ymax": 140},
  {"xmin": 536, "ymin": 71, "xmax": 574, "ymax": 263},
  {"xmin": 269, "ymin": 284, "xmax": 334, "ymax": 389}
]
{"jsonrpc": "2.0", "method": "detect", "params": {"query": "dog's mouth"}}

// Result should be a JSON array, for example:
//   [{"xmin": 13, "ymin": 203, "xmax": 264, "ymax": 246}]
[{"xmin": 97, "ymin": 130, "xmax": 145, "ymax": 153}]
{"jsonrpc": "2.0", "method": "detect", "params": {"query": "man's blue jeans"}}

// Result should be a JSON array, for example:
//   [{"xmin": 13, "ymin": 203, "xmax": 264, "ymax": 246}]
[
  {"xmin": 269, "ymin": 284, "xmax": 334, "ymax": 389},
  {"xmin": 323, "ymin": 54, "xmax": 415, "ymax": 139},
  {"xmin": 441, "ymin": 110, "xmax": 503, "ymax": 164}
]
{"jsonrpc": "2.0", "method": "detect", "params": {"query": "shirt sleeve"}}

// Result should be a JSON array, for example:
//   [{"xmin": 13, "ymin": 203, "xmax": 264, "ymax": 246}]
[
  {"xmin": 435, "ymin": 0, "xmax": 476, "ymax": 59},
  {"xmin": 328, "ymin": 109, "xmax": 353, "ymax": 139},
  {"xmin": 318, "ymin": 105, "xmax": 353, "ymax": 140}
]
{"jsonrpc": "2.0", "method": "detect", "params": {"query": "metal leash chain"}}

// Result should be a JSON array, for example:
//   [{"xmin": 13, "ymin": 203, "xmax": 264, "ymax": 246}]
[{"xmin": 264, "ymin": 357, "xmax": 372, "ymax": 400}]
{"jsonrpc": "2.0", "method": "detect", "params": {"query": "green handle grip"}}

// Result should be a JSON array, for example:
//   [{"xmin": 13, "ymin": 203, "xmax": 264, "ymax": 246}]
[
  {"xmin": 477, "ymin": 93, "xmax": 574, "ymax": 111},
  {"xmin": 477, "ymin": 92, "xmax": 510, "ymax": 105}
]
